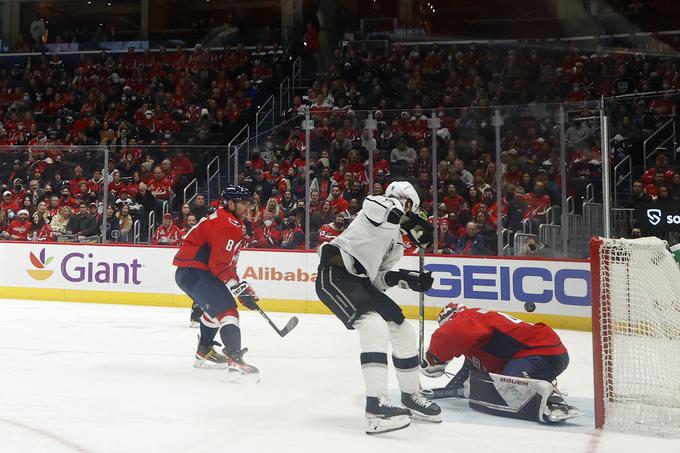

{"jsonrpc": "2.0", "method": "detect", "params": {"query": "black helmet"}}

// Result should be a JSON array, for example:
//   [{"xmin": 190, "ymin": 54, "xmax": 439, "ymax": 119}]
[{"xmin": 221, "ymin": 185, "xmax": 252, "ymax": 201}]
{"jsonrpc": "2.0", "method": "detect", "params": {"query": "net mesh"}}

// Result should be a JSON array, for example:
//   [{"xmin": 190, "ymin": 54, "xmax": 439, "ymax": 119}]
[{"xmin": 597, "ymin": 237, "xmax": 680, "ymax": 436}]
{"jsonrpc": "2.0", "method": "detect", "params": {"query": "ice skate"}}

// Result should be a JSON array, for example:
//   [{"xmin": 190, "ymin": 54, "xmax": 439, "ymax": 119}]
[
  {"xmin": 401, "ymin": 392, "xmax": 442, "ymax": 423},
  {"xmin": 193, "ymin": 340, "xmax": 228, "ymax": 369},
  {"xmin": 543, "ymin": 391, "xmax": 583, "ymax": 423},
  {"xmin": 225, "ymin": 348, "xmax": 260, "ymax": 383},
  {"xmin": 365, "ymin": 396, "xmax": 411, "ymax": 435}
]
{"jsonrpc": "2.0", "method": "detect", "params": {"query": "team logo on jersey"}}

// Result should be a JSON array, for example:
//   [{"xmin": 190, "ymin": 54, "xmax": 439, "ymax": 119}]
[
  {"xmin": 646, "ymin": 209, "xmax": 662, "ymax": 226},
  {"xmin": 27, "ymin": 248, "xmax": 54, "ymax": 280}
]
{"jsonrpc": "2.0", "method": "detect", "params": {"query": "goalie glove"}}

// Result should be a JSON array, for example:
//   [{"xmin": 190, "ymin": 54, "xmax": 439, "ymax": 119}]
[
  {"xmin": 229, "ymin": 280, "xmax": 259, "ymax": 310},
  {"xmin": 400, "ymin": 211, "xmax": 433, "ymax": 248},
  {"xmin": 421, "ymin": 352, "xmax": 448, "ymax": 378},
  {"xmin": 420, "ymin": 352, "xmax": 448, "ymax": 378},
  {"xmin": 384, "ymin": 269, "xmax": 434, "ymax": 292}
]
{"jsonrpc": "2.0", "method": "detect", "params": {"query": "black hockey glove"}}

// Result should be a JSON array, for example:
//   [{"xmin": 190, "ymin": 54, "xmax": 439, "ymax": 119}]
[
  {"xmin": 385, "ymin": 269, "xmax": 434, "ymax": 292},
  {"xmin": 230, "ymin": 280, "xmax": 259, "ymax": 310},
  {"xmin": 400, "ymin": 212, "xmax": 433, "ymax": 248}
]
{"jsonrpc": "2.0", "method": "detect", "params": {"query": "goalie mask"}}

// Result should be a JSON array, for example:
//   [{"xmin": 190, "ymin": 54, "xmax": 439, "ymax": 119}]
[{"xmin": 437, "ymin": 303, "xmax": 466, "ymax": 326}]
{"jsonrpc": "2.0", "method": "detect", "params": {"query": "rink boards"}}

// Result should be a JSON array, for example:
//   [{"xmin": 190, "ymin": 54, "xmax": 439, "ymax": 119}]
[{"xmin": 0, "ymin": 242, "xmax": 591, "ymax": 330}]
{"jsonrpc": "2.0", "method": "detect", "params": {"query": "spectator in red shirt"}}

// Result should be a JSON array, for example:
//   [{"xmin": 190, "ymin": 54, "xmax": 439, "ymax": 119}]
[
  {"xmin": 2, "ymin": 209, "xmax": 31, "ymax": 240},
  {"xmin": 152, "ymin": 213, "xmax": 182, "ymax": 246},
  {"xmin": 1, "ymin": 190, "xmax": 19, "ymax": 215},
  {"xmin": 252, "ymin": 211, "xmax": 282, "ymax": 249},
  {"xmin": 523, "ymin": 181, "xmax": 552, "ymax": 221},
  {"xmin": 148, "ymin": 166, "xmax": 173, "ymax": 201},
  {"xmin": 28, "ymin": 213, "xmax": 55, "ymax": 242},
  {"xmin": 328, "ymin": 185, "xmax": 349, "ymax": 214},
  {"xmin": 317, "ymin": 212, "xmax": 346, "ymax": 245}
]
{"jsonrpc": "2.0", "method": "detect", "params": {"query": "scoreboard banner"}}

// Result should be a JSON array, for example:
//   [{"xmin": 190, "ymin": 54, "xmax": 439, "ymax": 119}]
[{"xmin": 0, "ymin": 242, "xmax": 591, "ymax": 330}]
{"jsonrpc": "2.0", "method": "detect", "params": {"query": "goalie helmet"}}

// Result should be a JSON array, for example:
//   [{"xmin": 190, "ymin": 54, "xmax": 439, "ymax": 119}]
[
  {"xmin": 385, "ymin": 181, "xmax": 420, "ymax": 213},
  {"xmin": 437, "ymin": 303, "xmax": 466, "ymax": 326}
]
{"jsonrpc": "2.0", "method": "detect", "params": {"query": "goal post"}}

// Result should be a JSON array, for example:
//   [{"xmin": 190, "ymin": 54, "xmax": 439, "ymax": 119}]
[{"xmin": 590, "ymin": 236, "xmax": 680, "ymax": 435}]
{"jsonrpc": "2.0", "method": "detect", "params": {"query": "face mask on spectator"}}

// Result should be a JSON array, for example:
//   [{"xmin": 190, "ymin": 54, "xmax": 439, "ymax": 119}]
[
  {"xmin": 264, "ymin": 219, "xmax": 273, "ymax": 227},
  {"xmin": 36, "ymin": 96, "xmax": 42, "ymax": 102}
]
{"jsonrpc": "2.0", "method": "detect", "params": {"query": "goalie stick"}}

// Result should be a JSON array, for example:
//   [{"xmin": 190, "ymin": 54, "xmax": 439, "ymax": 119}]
[{"xmin": 255, "ymin": 305, "xmax": 299, "ymax": 337}]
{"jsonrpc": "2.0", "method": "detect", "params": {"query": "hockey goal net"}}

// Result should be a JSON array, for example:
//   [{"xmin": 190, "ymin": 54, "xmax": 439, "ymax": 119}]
[{"xmin": 591, "ymin": 237, "xmax": 680, "ymax": 435}]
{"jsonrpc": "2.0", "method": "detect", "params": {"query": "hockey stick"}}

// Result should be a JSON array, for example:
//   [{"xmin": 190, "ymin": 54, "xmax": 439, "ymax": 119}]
[
  {"xmin": 255, "ymin": 306, "xmax": 299, "ymax": 337},
  {"xmin": 418, "ymin": 246, "xmax": 425, "ymax": 362}
]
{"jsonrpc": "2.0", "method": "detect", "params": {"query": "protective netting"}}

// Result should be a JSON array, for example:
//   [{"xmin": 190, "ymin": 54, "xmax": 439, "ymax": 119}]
[{"xmin": 596, "ymin": 237, "xmax": 680, "ymax": 436}]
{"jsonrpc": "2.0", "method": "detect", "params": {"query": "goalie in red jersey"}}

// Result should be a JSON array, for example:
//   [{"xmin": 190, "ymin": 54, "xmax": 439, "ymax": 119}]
[
  {"xmin": 173, "ymin": 186, "xmax": 259, "ymax": 377},
  {"xmin": 420, "ymin": 304, "xmax": 582, "ymax": 424}
]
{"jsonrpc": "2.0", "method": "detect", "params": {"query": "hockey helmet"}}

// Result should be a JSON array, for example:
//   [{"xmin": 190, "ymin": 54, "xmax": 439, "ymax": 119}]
[
  {"xmin": 437, "ymin": 303, "xmax": 466, "ymax": 327},
  {"xmin": 385, "ymin": 180, "xmax": 420, "ymax": 213},
  {"xmin": 221, "ymin": 185, "xmax": 253, "ymax": 202}
]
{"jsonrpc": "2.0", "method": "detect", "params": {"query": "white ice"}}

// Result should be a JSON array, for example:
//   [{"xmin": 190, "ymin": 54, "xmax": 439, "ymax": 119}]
[{"xmin": 0, "ymin": 299, "xmax": 679, "ymax": 453}]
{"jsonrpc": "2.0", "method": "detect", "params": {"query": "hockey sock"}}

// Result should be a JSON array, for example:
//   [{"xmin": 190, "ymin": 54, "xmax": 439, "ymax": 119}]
[
  {"xmin": 355, "ymin": 312, "xmax": 390, "ymax": 398},
  {"xmin": 219, "ymin": 325, "xmax": 242, "ymax": 355},
  {"xmin": 216, "ymin": 308, "xmax": 241, "ymax": 354},
  {"xmin": 199, "ymin": 313, "xmax": 219, "ymax": 346},
  {"xmin": 389, "ymin": 321, "xmax": 420, "ymax": 394}
]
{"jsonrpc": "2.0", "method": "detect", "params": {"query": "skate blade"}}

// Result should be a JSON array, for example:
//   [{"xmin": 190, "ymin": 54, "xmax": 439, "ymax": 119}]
[
  {"xmin": 193, "ymin": 359, "xmax": 228, "ymax": 369},
  {"xmin": 228, "ymin": 369, "xmax": 260, "ymax": 384},
  {"xmin": 546, "ymin": 409, "xmax": 584, "ymax": 423},
  {"xmin": 409, "ymin": 412, "xmax": 442, "ymax": 423},
  {"xmin": 366, "ymin": 415, "xmax": 410, "ymax": 435}
]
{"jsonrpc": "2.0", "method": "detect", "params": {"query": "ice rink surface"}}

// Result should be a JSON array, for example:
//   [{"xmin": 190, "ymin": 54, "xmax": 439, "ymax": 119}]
[{"xmin": 1, "ymin": 299, "xmax": 679, "ymax": 453}]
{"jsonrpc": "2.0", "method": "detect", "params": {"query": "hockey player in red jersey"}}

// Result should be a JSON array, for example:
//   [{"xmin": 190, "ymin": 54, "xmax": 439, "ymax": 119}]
[
  {"xmin": 173, "ymin": 186, "xmax": 259, "ymax": 377},
  {"xmin": 421, "ymin": 303, "xmax": 581, "ymax": 423},
  {"xmin": 426, "ymin": 303, "xmax": 568, "ymax": 378}
]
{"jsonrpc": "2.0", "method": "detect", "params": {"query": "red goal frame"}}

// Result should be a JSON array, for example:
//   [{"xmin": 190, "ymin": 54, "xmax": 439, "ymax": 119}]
[{"xmin": 590, "ymin": 237, "xmax": 606, "ymax": 429}]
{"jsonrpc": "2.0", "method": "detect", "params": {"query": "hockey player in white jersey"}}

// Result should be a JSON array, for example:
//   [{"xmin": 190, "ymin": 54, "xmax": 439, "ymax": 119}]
[{"xmin": 315, "ymin": 181, "xmax": 441, "ymax": 435}]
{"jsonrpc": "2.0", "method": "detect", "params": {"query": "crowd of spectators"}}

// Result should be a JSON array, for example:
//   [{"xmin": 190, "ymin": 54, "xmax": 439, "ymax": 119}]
[
  {"xmin": 226, "ymin": 40, "xmax": 680, "ymax": 254},
  {"xmin": 0, "ymin": 41, "xmax": 288, "ymax": 243},
  {"xmin": 2, "ymin": 37, "xmax": 679, "ymax": 253}
]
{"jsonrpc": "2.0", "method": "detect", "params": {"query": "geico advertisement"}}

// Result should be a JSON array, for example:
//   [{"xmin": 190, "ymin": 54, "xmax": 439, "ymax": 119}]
[{"xmin": 0, "ymin": 243, "xmax": 590, "ymax": 317}]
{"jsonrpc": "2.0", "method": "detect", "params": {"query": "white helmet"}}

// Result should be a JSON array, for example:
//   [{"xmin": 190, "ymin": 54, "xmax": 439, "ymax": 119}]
[{"xmin": 385, "ymin": 181, "xmax": 420, "ymax": 213}]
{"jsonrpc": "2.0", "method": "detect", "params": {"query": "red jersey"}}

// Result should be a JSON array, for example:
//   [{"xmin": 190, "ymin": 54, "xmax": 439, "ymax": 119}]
[
  {"xmin": 173, "ymin": 209, "xmax": 245, "ymax": 283},
  {"xmin": 152, "ymin": 224, "xmax": 183, "ymax": 246},
  {"xmin": 428, "ymin": 307, "xmax": 566, "ymax": 374},
  {"xmin": 148, "ymin": 180, "xmax": 172, "ymax": 200},
  {"xmin": 523, "ymin": 193, "xmax": 551, "ymax": 219},
  {"xmin": 317, "ymin": 223, "xmax": 343, "ymax": 245},
  {"xmin": 328, "ymin": 196, "xmax": 349, "ymax": 213},
  {"xmin": 6, "ymin": 219, "xmax": 32, "ymax": 240},
  {"xmin": 252, "ymin": 222, "xmax": 281, "ymax": 248}
]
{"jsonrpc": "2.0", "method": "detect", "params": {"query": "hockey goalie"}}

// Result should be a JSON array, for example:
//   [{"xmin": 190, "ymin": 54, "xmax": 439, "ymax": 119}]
[{"xmin": 420, "ymin": 303, "xmax": 582, "ymax": 424}]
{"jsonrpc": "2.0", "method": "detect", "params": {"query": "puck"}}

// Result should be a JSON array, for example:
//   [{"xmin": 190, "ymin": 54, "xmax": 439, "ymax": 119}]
[{"xmin": 524, "ymin": 302, "xmax": 536, "ymax": 312}]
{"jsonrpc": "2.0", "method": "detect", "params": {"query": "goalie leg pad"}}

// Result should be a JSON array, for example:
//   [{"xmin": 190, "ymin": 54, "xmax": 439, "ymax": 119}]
[{"xmin": 468, "ymin": 369, "xmax": 554, "ymax": 423}]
